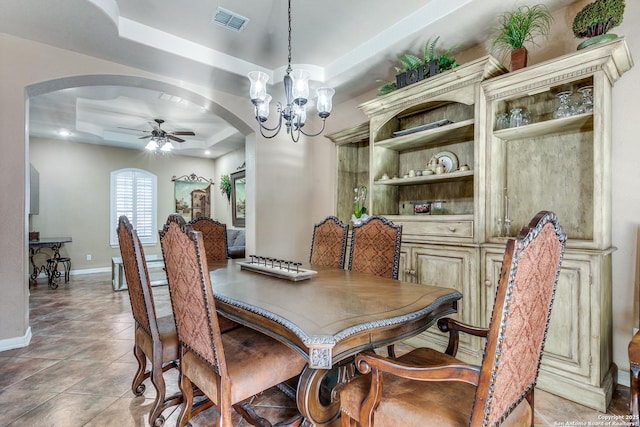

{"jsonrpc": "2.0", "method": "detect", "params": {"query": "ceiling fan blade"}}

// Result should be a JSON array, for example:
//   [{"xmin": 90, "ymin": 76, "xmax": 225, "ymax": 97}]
[
  {"xmin": 167, "ymin": 135, "xmax": 185, "ymax": 143},
  {"xmin": 171, "ymin": 131, "xmax": 196, "ymax": 136},
  {"xmin": 139, "ymin": 135, "xmax": 152, "ymax": 139},
  {"xmin": 117, "ymin": 126, "xmax": 148, "ymax": 133}
]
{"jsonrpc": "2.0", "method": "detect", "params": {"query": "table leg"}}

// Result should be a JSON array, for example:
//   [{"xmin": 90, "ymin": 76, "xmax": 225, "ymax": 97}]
[
  {"xmin": 296, "ymin": 362, "xmax": 357, "ymax": 426},
  {"xmin": 45, "ymin": 259, "xmax": 59, "ymax": 289}
]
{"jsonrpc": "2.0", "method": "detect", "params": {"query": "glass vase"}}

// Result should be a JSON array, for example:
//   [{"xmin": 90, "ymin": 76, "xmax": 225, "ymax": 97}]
[
  {"xmin": 553, "ymin": 91, "xmax": 574, "ymax": 119},
  {"xmin": 509, "ymin": 108, "xmax": 523, "ymax": 128},
  {"xmin": 576, "ymin": 85, "xmax": 594, "ymax": 114}
]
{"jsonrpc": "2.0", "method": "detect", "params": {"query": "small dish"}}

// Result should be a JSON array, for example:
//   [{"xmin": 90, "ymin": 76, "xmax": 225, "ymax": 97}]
[
  {"xmin": 422, "ymin": 170, "xmax": 434, "ymax": 176},
  {"xmin": 434, "ymin": 151, "xmax": 459, "ymax": 173}
]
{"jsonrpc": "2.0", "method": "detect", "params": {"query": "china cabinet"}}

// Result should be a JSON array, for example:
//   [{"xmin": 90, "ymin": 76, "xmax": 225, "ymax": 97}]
[
  {"xmin": 481, "ymin": 38, "xmax": 632, "ymax": 411},
  {"xmin": 329, "ymin": 38, "xmax": 632, "ymax": 411}
]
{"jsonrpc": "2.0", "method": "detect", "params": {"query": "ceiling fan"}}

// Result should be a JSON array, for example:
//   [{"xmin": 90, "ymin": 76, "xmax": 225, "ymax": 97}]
[{"xmin": 119, "ymin": 118, "xmax": 196, "ymax": 143}]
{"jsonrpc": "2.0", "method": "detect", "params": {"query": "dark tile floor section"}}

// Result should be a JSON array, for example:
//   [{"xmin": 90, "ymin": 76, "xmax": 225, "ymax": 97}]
[{"xmin": 0, "ymin": 273, "xmax": 632, "ymax": 426}]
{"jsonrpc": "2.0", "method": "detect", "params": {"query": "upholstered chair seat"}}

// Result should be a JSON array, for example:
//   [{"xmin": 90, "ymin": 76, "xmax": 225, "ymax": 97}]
[{"xmin": 134, "ymin": 315, "xmax": 179, "ymax": 363}]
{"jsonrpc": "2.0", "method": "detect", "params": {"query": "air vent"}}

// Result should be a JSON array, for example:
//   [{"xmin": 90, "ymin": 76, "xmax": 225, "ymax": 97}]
[{"xmin": 212, "ymin": 7, "xmax": 249, "ymax": 32}]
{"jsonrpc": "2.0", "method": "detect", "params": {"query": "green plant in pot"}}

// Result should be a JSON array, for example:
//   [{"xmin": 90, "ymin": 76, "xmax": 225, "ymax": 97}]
[
  {"xmin": 220, "ymin": 174, "xmax": 231, "ymax": 202},
  {"xmin": 377, "ymin": 36, "xmax": 459, "ymax": 96},
  {"xmin": 573, "ymin": 0, "xmax": 625, "ymax": 50},
  {"xmin": 489, "ymin": 4, "xmax": 553, "ymax": 71}
]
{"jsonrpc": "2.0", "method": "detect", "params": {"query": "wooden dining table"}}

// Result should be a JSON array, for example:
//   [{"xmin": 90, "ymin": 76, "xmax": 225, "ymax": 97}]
[{"xmin": 208, "ymin": 259, "xmax": 462, "ymax": 426}]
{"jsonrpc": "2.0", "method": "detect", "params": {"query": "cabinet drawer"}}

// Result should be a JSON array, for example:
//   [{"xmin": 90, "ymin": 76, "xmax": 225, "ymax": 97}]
[{"xmin": 396, "ymin": 218, "xmax": 474, "ymax": 239}]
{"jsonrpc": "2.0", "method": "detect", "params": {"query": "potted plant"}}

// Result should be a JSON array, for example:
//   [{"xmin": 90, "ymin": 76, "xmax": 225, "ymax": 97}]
[
  {"xmin": 377, "ymin": 36, "xmax": 459, "ymax": 96},
  {"xmin": 220, "ymin": 174, "xmax": 231, "ymax": 202},
  {"xmin": 489, "ymin": 4, "xmax": 553, "ymax": 71},
  {"xmin": 573, "ymin": 0, "xmax": 625, "ymax": 50}
]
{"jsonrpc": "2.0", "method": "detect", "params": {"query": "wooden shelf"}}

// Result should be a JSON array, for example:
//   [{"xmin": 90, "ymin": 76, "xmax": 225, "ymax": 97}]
[
  {"xmin": 374, "ymin": 170, "xmax": 474, "ymax": 186},
  {"xmin": 493, "ymin": 113, "xmax": 593, "ymax": 141},
  {"xmin": 375, "ymin": 119, "xmax": 475, "ymax": 151}
]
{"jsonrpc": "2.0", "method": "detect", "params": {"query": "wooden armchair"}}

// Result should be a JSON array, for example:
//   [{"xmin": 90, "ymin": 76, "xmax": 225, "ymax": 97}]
[
  {"xmin": 189, "ymin": 216, "xmax": 240, "ymax": 333},
  {"xmin": 339, "ymin": 211, "xmax": 566, "ymax": 427},
  {"xmin": 116, "ymin": 216, "xmax": 181, "ymax": 427},
  {"xmin": 159, "ymin": 214, "xmax": 307, "ymax": 427},
  {"xmin": 309, "ymin": 215, "xmax": 349, "ymax": 269}
]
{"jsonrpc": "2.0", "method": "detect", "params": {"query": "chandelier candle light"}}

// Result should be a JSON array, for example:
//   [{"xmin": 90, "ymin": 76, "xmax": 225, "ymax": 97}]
[{"xmin": 247, "ymin": 0, "xmax": 335, "ymax": 142}]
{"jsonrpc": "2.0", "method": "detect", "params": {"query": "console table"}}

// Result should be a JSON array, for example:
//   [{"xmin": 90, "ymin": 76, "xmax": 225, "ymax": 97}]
[{"xmin": 29, "ymin": 237, "xmax": 72, "ymax": 289}]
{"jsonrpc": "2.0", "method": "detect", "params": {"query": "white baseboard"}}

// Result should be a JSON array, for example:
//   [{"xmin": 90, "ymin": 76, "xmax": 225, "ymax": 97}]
[
  {"xmin": 619, "ymin": 369, "xmax": 630, "ymax": 388},
  {"xmin": 0, "ymin": 327, "xmax": 32, "ymax": 352},
  {"xmin": 69, "ymin": 267, "xmax": 111, "ymax": 276}
]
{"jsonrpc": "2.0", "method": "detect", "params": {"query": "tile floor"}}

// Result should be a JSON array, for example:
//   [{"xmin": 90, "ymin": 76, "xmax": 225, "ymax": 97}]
[{"xmin": 0, "ymin": 273, "xmax": 632, "ymax": 426}]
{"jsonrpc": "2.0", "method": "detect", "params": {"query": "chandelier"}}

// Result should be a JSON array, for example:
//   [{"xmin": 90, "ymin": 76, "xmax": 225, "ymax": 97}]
[
  {"xmin": 145, "ymin": 137, "xmax": 173, "ymax": 152},
  {"xmin": 247, "ymin": 0, "xmax": 335, "ymax": 142}
]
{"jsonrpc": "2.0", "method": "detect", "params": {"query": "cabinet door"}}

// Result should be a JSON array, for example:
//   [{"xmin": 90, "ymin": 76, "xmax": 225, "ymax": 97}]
[
  {"xmin": 397, "ymin": 244, "xmax": 412, "ymax": 283},
  {"xmin": 407, "ymin": 245, "xmax": 481, "ymax": 362},
  {"xmin": 483, "ymin": 248, "xmax": 595, "ymax": 389}
]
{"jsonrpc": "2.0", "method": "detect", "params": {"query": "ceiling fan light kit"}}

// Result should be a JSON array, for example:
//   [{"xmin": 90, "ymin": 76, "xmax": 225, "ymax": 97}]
[
  {"xmin": 120, "ymin": 118, "xmax": 195, "ymax": 153},
  {"xmin": 247, "ymin": 0, "xmax": 335, "ymax": 142}
]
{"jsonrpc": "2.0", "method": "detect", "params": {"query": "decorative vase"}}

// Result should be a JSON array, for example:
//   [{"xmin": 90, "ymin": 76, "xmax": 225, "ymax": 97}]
[
  {"xmin": 510, "ymin": 47, "xmax": 528, "ymax": 71},
  {"xmin": 577, "ymin": 33, "xmax": 618, "ymax": 50}
]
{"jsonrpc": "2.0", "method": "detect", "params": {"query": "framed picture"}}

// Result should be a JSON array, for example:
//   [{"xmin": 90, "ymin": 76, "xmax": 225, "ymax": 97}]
[
  {"xmin": 172, "ymin": 173, "xmax": 213, "ymax": 221},
  {"xmin": 231, "ymin": 170, "xmax": 246, "ymax": 227}
]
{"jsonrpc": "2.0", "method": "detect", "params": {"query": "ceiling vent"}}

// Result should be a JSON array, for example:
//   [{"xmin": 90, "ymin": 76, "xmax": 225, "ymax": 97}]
[{"xmin": 212, "ymin": 7, "xmax": 249, "ymax": 32}]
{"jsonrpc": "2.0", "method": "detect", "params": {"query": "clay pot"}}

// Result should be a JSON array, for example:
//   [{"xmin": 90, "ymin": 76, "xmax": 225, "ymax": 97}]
[{"xmin": 510, "ymin": 47, "xmax": 528, "ymax": 71}]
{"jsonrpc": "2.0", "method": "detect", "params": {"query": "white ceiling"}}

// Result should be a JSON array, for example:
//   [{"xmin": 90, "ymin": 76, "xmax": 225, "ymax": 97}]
[{"xmin": 1, "ymin": 0, "xmax": 576, "ymax": 158}]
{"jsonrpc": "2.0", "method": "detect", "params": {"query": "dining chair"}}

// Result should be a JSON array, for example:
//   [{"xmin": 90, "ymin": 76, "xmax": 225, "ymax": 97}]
[
  {"xmin": 189, "ymin": 216, "xmax": 241, "ymax": 333},
  {"xmin": 348, "ymin": 215, "xmax": 402, "ymax": 357},
  {"xmin": 116, "ymin": 216, "xmax": 181, "ymax": 427},
  {"xmin": 189, "ymin": 216, "xmax": 229, "ymax": 262},
  {"xmin": 348, "ymin": 215, "xmax": 402, "ymax": 280},
  {"xmin": 159, "ymin": 214, "xmax": 308, "ymax": 427},
  {"xmin": 309, "ymin": 215, "xmax": 349, "ymax": 269},
  {"xmin": 339, "ymin": 211, "xmax": 566, "ymax": 427}
]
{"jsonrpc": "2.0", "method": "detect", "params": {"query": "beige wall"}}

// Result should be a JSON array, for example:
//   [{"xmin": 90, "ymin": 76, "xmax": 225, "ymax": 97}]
[
  {"xmin": 2, "ymin": 0, "xmax": 640, "ymax": 388},
  {"xmin": 29, "ymin": 137, "xmax": 218, "ymax": 268}
]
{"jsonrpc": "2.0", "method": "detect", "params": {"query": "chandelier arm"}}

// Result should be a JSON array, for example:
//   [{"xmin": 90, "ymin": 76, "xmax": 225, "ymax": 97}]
[
  {"xmin": 297, "ymin": 119, "xmax": 328, "ymax": 138},
  {"xmin": 259, "ymin": 125, "xmax": 283, "ymax": 139}
]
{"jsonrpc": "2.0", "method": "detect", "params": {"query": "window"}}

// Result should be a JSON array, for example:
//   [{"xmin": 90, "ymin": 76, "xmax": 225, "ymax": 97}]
[{"xmin": 110, "ymin": 168, "xmax": 157, "ymax": 246}]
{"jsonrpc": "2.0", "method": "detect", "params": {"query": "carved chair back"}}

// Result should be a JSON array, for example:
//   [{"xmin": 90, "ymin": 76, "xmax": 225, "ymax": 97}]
[
  {"xmin": 309, "ymin": 215, "xmax": 349, "ymax": 269},
  {"xmin": 471, "ymin": 211, "xmax": 565, "ymax": 425},
  {"xmin": 189, "ymin": 216, "xmax": 229, "ymax": 262},
  {"xmin": 348, "ymin": 215, "xmax": 402, "ymax": 279}
]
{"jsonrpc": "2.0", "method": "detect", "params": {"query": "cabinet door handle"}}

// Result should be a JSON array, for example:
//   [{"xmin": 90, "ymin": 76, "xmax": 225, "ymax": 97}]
[
  {"xmin": 410, "ymin": 269, "xmax": 416, "ymax": 276},
  {"xmin": 449, "ymin": 226, "xmax": 457, "ymax": 232},
  {"xmin": 485, "ymin": 280, "xmax": 491, "ymax": 287}
]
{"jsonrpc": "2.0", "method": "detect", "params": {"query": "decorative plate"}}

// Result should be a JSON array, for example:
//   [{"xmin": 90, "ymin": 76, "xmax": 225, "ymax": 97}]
[{"xmin": 434, "ymin": 151, "xmax": 459, "ymax": 173}]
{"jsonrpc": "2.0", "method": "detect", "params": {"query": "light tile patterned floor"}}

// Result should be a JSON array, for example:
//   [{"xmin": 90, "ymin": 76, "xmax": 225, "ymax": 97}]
[{"xmin": 0, "ymin": 273, "xmax": 631, "ymax": 426}]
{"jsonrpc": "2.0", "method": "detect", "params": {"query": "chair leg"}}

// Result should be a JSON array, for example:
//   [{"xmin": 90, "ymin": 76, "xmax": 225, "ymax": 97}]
[
  {"xmin": 340, "ymin": 410, "xmax": 357, "ymax": 427},
  {"xmin": 178, "ymin": 372, "xmax": 195, "ymax": 427},
  {"xmin": 525, "ymin": 388, "xmax": 535, "ymax": 427},
  {"xmin": 132, "ymin": 344, "xmax": 147, "ymax": 396},
  {"xmin": 631, "ymin": 363, "xmax": 640, "ymax": 426},
  {"xmin": 149, "ymin": 357, "xmax": 169, "ymax": 427},
  {"xmin": 387, "ymin": 344, "xmax": 396, "ymax": 358}
]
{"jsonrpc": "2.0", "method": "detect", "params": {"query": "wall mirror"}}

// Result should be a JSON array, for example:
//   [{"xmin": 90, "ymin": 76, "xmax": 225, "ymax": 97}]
[{"xmin": 231, "ymin": 170, "xmax": 246, "ymax": 227}]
